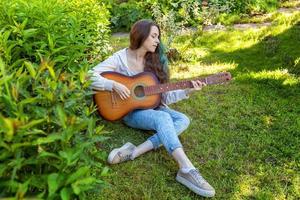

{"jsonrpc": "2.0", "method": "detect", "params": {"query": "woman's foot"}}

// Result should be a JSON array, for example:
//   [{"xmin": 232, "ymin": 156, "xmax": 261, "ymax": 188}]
[
  {"xmin": 176, "ymin": 168, "xmax": 215, "ymax": 197},
  {"xmin": 107, "ymin": 142, "xmax": 136, "ymax": 164}
]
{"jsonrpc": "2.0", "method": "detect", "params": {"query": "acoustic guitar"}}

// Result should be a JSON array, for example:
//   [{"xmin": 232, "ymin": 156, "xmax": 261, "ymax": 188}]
[{"xmin": 94, "ymin": 71, "xmax": 232, "ymax": 121}]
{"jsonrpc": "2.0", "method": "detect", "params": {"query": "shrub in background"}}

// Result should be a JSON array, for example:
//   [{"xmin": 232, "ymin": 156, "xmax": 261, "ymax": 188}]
[
  {"xmin": 0, "ymin": 0, "xmax": 110, "ymax": 198},
  {"xmin": 203, "ymin": 0, "xmax": 279, "ymax": 15},
  {"xmin": 108, "ymin": 0, "xmax": 283, "ymax": 32},
  {"xmin": 109, "ymin": 1, "xmax": 152, "ymax": 32},
  {"xmin": 108, "ymin": 0, "xmax": 202, "ymax": 32},
  {"xmin": 151, "ymin": 3, "xmax": 183, "ymax": 51},
  {"xmin": 206, "ymin": 0, "xmax": 279, "ymax": 24}
]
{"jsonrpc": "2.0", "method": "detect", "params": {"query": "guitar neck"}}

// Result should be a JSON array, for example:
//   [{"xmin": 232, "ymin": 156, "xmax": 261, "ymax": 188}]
[{"xmin": 144, "ymin": 73, "xmax": 230, "ymax": 95}]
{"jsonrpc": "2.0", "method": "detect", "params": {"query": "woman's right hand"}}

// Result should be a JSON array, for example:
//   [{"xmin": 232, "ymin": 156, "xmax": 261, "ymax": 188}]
[{"xmin": 112, "ymin": 81, "xmax": 131, "ymax": 100}]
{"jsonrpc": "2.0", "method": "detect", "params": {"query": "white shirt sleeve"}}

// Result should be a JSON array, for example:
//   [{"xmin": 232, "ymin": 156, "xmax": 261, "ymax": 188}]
[
  {"xmin": 161, "ymin": 89, "xmax": 189, "ymax": 105},
  {"xmin": 88, "ymin": 53, "xmax": 120, "ymax": 91}
]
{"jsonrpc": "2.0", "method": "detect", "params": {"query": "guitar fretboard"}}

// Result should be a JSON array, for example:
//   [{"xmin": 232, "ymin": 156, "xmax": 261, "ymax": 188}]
[
  {"xmin": 144, "ymin": 80, "xmax": 191, "ymax": 95},
  {"xmin": 144, "ymin": 73, "xmax": 230, "ymax": 96}
]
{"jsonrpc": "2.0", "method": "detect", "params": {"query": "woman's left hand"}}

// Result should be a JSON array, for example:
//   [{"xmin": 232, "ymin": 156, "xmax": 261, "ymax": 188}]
[{"xmin": 185, "ymin": 80, "xmax": 206, "ymax": 95}]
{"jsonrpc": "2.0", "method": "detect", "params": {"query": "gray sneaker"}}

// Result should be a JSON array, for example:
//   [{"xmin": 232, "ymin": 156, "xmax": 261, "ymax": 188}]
[
  {"xmin": 176, "ymin": 169, "xmax": 215, "ymax": 197},
  {"xmin": 107, "ymin": 142, "xmax": 136, "ymax": 164}
]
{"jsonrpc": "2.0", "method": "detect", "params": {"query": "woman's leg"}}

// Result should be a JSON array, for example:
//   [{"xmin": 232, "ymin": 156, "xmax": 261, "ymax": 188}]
[
  {"xmin": 146, "ymin": 106, "xmax": 190, "ymax": 150},
  {"xmin": 123, "ymin": 107, "xmax": 195, "ymax": 170},
  {"xmin": 128, "ymin": 107, "xmax": 190, "ymax": 159},
  {"xmin": 123, "ymin": 108, "xmax": 183, "ymax": 154}
]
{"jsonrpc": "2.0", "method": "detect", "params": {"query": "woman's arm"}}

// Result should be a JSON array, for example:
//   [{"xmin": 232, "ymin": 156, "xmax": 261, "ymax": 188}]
[
  {"xmin": 161, "ymin": 90, "xmax": 189, "ymax": 105},
  {"xmin": 88, "ymin": 54, "xmax": 119, "ymax": 91},
  {"xmin": 161, "ymin": 80, "xmax": 206, "ymax": 105}
]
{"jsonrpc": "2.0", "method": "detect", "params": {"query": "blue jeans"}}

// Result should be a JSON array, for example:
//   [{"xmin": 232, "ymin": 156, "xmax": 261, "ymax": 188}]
[{"xmin": 123, "ymin": 106, "xmax": 190, "ymax": 154}]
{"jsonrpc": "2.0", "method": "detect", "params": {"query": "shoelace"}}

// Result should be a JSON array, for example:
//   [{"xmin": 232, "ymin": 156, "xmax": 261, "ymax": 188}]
[
  {"xmin": 118, "ymin": 151, "xmax": 132, "ymax": 162},
  {"xmin": 190, "ymin": 169, "xmax": 206, "ymax": 186}
]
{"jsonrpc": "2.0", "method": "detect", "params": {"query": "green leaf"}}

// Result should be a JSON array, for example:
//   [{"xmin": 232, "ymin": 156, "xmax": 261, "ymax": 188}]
[
  {"xmin": 87, "ymin": 118, "xmax": 95, "ymax": 136},
  {"xmin": 53, "ymin": 55, "xmax": 68, "ymax": 63},
  {"xmin": 0, "ymin": 58, "xmax": 12, "ymax": 100},
  {"xmin": 20, "ymin": 18, "xmax": 28, "ymax": 30},
  {"xmin": 0, "ymin": 151, "xmax": 11, "ymax": 160},
  {"xmin": 0, "ymin": 117, "xmax": 14, "ymax": 142},
  {"xmin": 0, "ymin": 74, "xmax": 13, "ymax": 87},
  {"xmin": 1, "ymin": 179, "xmax": 19, "ymax": 191},
  {"xmin": 0, "ymin": 55, "xmax": 6, "ymax": 74},
  {"xmin": 48, "ymin": 65, "xmax": 56, "ymax": 80},
  {"xmin": 58, "ymin": 148, "xmax": 82, "ymax": 166},
  {"xmin": 0, "ymin": 164, "xmax": 8, "ymax": 176},
  {"xmin": 56, "ymin": 105, "xmax": 66, "ymax": 128},
  {"xmin": 48, "ymin": 173, "xmax": 59, "ymax": 197},
  {"xmin": 16, "ymin": 179, "xmax": 29, "ymax": 198},
  {"xmin": 5, "ymin": 43, "xmax": 17, "ymax": 60},
  {"xmin": 2, "ymin": 30, "xmax": 12, "ymax": 42},
  {"xmin": 47, "ymin": 173, "xmax": 66, "ymax": 198},
  {"xmin": 32, "ymin": 133, "xmax": 62, "ymax": 145},
  {"xmin": 11, "ymin": 142, "xmax": 32, "ymax": 152},
  {"xmin": 60, "ymin": 187, "xmax": 72, "ymax": 200},
  {"xmin": 71, "ymin": 177, "xmax": 96, "ymax": 195},
  {"xmin": 71, "ymin": 183, "xmax": 81, "ymax": 195},
  {"xmin": 15, "ymin": 65, "xmax": 24, "ymax": 77},
  {"xmin": 0, "ymin": 140, "xmax": 10, "ymax": 151},
  {"xmin": 66, "ymin": 166, "xmax": 90, "ymax": 185},
  {"xmin": 19, "ymin": 119, "xmax": 45, "ymax": 130},
  {"xmin": 88, "ymin": 135, "xmax": 109, "ymax": 144},
  {"xmin": 23, "ymin": 129, "xmax": 46, "ymax": 136},
  {"xmin": 48, "ymin": 33, "xmax": 54, "ymax": 50},
  {"xmin": 52, "ymin": 46, "xmax": 67, "ymax": 54},
  {"xmin": 95, "ymin": 125, "xmax": 105, "ymax": 134},
  {"xmin": 79, "ymin": 70, "xmax": 85, "ymax": 84},
  {"xmin": 23, "ymin": 28, "xmax": 38, "ymax": 39},
  {"xmin": 19, "ymin": 97, "xmax": 39, "ymax": 106},
  {"xmin": 37, "ymin": 89, "xmax": 54, "ymax": 101},
  {"xmin": 38, "ymin": 151, "xmax": 62, "ymax": 160},
  {"xmin": 29, "ymin": 175, "xmax": 47, "ymax": 190},
  {"xmin": 24, "ymin": 61, "xmax": 37, "ymax": 78},
  {"xmin": 23, "ymin": 157, "xmax": 38, "ymax": 165},
  {"xmin": 100, "ymin": 166, "xmax": 109, "ymax": 177},
  {"xmin": 1, "ymin": 95, "xmax": 15, "ymax": 114}
]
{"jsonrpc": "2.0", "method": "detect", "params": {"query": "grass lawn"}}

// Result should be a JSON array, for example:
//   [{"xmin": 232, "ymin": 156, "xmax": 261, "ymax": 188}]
[{"xmin": 89, "ymin": 11, "xmax": 300, "ymax": 200}]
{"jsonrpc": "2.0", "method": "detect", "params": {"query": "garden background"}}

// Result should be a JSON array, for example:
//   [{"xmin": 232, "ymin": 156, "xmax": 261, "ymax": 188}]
[{"xmin": 0, "ymin": 0, "xmax": 299, "ymax": 199}]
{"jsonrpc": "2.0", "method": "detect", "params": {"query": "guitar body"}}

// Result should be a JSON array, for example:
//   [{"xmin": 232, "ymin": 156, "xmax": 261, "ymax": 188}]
[{"xmin": 93, "ymin": 72, "xmax": 161, "ymax": 121}]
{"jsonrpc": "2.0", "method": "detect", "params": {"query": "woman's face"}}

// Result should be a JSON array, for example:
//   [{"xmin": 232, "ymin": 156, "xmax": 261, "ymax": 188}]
[{"xmin": 142, "ymin": 26, "xmax": 160, "ymax": 53}]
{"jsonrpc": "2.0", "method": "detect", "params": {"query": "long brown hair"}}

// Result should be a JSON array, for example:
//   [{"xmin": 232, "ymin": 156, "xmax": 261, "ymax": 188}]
[{"xmin": 129, "ymin": 19, "xmax": 169, "ymax": 83}]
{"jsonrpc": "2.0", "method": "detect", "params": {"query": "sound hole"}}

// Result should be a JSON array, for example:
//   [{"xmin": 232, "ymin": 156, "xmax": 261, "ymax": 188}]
[{"xmin": 134, "ymin": 85, "xmax": 145, "ymax": 98}]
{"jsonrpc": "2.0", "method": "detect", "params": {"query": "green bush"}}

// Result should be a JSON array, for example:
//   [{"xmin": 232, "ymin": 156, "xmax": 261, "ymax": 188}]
[
  {"xmin": 0, "ymin": 0, "xmax": 111, "ymax": 67},
  {"xmin": 108, "ymin": 0, "xmax": 282, "ymax": 32},
  {"xmin": 208, "ymin": 0, "xmax": 279, "ymax": 14},
  {"xmin": 0, "ymin": 0, "xmax": 110, "ymax": 198},
  {"xmin": 109, "ymin": 1, "xmax": 152, "ymax": 32},
  {"xmin": 108, "ymin": 0, "xmax": 201, "ymax": 32}
]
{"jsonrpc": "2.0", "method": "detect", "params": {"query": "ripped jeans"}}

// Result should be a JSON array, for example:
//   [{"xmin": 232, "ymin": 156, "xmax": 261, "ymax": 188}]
[{"xmin": 123, "ymin": 106, "xmax": 190, "ymax": 154}]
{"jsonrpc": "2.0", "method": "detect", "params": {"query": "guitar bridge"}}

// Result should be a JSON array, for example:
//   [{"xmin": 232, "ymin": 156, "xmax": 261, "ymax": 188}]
[{"xmin": 111, "ymin": 91, "xmax": 119, "ymax": 108}]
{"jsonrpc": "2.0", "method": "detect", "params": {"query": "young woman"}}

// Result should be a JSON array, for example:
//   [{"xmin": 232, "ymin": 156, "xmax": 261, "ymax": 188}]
[{"xmin": 89, "ymin": 19, "xmax": 215, "ymax": 198}]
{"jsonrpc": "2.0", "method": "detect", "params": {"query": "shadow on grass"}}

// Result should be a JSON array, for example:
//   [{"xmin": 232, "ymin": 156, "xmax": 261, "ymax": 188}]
[{"xmin": 200, "ymin": 21, "xmax": 300, "ymax": 90}]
